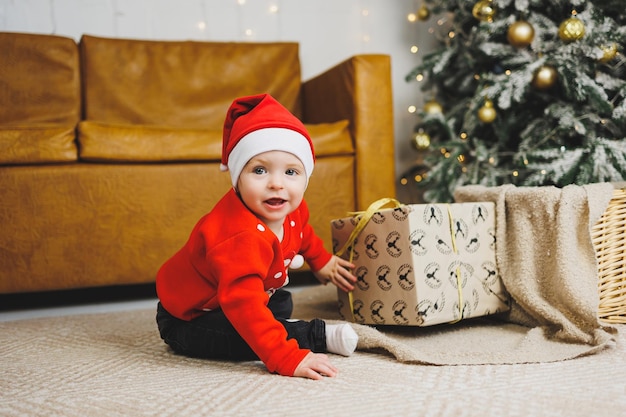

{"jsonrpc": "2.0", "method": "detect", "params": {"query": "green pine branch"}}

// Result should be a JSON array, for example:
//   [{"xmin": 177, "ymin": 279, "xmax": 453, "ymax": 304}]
[{"xmin": 406, "ymin": 0, "xmax": 626, "ymax": 202}]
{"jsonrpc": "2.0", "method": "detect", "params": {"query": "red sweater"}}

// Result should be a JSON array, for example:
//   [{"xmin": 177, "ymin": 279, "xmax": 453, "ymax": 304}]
[{"xmin": 156, "ymin": 188, "xmax": 332, "ymax": 376}]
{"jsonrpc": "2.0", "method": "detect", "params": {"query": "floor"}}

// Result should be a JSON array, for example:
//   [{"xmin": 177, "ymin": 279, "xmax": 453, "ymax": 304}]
[
  {"xmin": 0, "ymin": 282, "xmax": 312, "ymax": 322},
  {"xmin": 0, "ymin": 284, "xmax": 159, "ymax": 322},
  {"xmin": 0, "ymin": 297, "xmax": 158, "ymax": 322}
]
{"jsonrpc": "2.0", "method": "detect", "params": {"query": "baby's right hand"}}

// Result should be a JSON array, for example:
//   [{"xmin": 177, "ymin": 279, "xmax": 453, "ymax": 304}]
[{"xmin": 293, "ymin": 352, "xmax": 338, "ymax": 380}]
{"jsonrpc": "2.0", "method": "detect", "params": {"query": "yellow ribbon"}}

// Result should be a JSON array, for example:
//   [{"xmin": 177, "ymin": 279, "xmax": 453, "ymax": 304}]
[
  {"xmin": 446, "ymin": 204, "xmax": 464, "ymax": 323},
  {"xmin": 336, "ymin": 197, "xmax": 403, "ymax": 259},
  {"xmin": 336, "ymin": 198, "xmax": 403, "ymax": 321}
]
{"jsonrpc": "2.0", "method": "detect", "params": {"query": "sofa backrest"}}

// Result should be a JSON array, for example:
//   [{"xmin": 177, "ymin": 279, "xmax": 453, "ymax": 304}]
[
  {"xmin": 80, "ymin": 35, "xmax": 302, "ymax": 129},
  {"xmin": 0, "ymin": 32, "xmax": 81, "ymax": 125}
]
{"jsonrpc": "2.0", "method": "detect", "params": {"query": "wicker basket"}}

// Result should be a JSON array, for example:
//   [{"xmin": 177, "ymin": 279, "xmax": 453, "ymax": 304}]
[{"xmin": 591, "ymin": 188, "xmax": 626, "ymax": 324}]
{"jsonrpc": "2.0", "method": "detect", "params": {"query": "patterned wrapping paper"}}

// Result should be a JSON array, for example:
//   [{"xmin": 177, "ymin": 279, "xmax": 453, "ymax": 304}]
[{"xmin": 331, "ymin": 200, "xmax": 510, "ymax": 326}]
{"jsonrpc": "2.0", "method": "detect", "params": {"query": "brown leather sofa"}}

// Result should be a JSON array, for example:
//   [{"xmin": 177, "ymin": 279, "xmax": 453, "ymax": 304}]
[{"xmin": 0, "ymin": 32, "xmax": 395, "ymax": 294}]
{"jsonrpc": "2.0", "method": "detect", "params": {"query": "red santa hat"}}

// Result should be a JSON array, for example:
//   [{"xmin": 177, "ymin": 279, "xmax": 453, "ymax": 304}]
[{"xmin": 221, "ymin": 93, "xmax": 315, "ymax": 188}]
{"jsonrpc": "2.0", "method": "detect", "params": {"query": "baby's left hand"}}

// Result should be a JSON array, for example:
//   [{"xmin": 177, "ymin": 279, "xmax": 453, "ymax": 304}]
[{"xmin": 313, "ymin": 255, "xmax": 357, "ymax": 292}]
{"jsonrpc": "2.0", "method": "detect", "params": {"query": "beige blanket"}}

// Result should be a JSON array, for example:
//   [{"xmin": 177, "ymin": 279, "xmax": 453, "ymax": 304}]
[
  {"xmin": 293, "ymin": 285, "xmax": 617, "ymax": 365},
  {"xmin": 454, "ymin": 183, "xmax": 617, "ymax": 346}
]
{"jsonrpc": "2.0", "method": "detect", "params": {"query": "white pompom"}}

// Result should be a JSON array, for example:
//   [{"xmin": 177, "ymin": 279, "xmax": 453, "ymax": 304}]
[{"xmin": 289, "ymin": 254, "xmax": 305, "ymax": 269}]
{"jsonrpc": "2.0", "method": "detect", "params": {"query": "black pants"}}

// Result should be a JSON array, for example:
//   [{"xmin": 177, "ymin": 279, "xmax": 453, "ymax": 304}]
[{"xmin": 156, "ymin": 289, "xmax": 326, "ymax": 361}]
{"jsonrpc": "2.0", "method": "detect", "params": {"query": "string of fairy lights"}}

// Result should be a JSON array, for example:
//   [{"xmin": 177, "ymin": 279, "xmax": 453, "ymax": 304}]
[
  {"xmin": 401, "ymin": 3, "xmax": 451, "ymax": 188},
  {"xmin": 221, "ymin": 0, "xmax": 374, "ymax": 44}
]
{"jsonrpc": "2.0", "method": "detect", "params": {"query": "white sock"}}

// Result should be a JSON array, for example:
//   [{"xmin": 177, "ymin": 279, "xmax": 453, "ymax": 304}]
[{"xmin": 325, "ymin": 323, "xmax": 358, "ymax": 356}]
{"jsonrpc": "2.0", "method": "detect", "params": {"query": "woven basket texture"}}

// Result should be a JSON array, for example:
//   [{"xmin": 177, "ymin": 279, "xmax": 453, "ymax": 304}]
[{"xmin": 592, "ymin": 188, "xmax": 626, "ymax": 324}]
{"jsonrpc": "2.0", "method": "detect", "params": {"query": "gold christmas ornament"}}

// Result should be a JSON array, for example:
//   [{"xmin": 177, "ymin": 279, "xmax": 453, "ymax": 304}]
[
  {"xmin": 558, "ymin": 16, "xmax": 585, "ymax": 42},
  {"xmin": 477, "ymin": 98, "xmax": 497, "ymax": 123},
  {"xmin": 423, "ymin": 99, "xmax": 443, "ymax": 115},
  {"xmin": 417, "ymin": 4, "xmax": 430, "ymax": 21},
  {"xmin": 411, "ymin": 130, "xmax": 431, "ymax": 151},
  {"xmin": 507, "ymin": 20, "xmax": 535, "ymax": 48},
  {"xmin": 472, "ymin": 0, "xmax": 495, "ymax": 22},
  {"xmin": 599, "ymin": 43, "xmax": 618, "ymax": 63},
  {"xmin": 532, "ymin": 65, "xmax": 558, "ymax": 90}
]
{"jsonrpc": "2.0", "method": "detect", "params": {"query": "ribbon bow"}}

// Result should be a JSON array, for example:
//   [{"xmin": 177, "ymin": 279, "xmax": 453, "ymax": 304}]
[{"xmin": 336, "ymin": 198, "xmax": 403, "ymax": 322}]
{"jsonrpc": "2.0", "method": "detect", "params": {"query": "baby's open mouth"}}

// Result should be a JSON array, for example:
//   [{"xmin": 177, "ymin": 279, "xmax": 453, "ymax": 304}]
[{"xmin": 265, "ymin": 198, "xmax": 286, "ymax": 206}]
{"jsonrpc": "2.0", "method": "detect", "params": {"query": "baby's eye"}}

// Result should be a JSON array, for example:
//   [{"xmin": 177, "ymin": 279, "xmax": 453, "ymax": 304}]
[
  {"xmin": 285, "ymin": 168, "xmax": 299, "ymax": 176},
  {"xmin": 253, "ymin": 166, "xmax": 267, "ymax": 175}
]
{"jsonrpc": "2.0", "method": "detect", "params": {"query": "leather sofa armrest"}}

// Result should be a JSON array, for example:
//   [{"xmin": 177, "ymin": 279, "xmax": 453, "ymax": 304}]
[{"xmin": 301, "ymin": 55, "xmax": 395, "ymax": 210}]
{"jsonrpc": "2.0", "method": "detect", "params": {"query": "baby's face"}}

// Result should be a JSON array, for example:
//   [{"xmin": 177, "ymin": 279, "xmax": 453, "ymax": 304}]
[{"xmin": 237, "ymin": 150, "xmax": 307, "ymax": 230}]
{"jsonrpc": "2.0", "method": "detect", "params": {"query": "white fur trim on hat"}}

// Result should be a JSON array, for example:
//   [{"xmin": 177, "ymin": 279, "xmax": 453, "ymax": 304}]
[{"xmin": 227, "ymin": 127, "xmax": 314, "ymax": 187}]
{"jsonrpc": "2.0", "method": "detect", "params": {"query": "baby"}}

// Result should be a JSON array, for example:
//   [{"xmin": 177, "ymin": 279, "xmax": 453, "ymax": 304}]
[{"xmin": 156, "ymin": 93, "xmax": 358, "ymax": 379}]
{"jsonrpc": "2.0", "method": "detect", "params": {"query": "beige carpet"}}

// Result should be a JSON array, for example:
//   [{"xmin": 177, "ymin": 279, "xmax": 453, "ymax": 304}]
[{"xmin": 2, "ymin": 286, "xmax": 625, "ymax": 417}]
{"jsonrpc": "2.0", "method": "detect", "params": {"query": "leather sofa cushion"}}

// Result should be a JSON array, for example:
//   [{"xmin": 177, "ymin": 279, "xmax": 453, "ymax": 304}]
[
  {"xmin": 0, "ymin": 125, "xmax": 78, "ymax": 165},
  {"xmin": 78, "ymin": 121, "xmax": 221, "ymax": 162},
  {"xmin": 77, "ymin": 120, "xmax": 353, "ymax": 162},
  {"xmin": 0, "ymin": 33, "xmax": 80, "ymax": 125},
  {"xmin": 306, "ymin": 120, "xmax": 354, "ymax": 156},
  {"xmin": 80, "ymin": 36, "xmax": 302, "ymax": 129}
]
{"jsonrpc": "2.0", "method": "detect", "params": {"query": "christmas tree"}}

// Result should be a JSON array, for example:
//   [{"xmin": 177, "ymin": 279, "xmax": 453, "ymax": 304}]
[{"xmin": 405, "ymin": 0, "xmax": 626, "ymax": 202}]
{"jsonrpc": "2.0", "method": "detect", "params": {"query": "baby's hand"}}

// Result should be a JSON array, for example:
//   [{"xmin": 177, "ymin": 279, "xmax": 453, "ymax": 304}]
[
  {"xmin": 293, "ymin": 352, "xmax": 338, "ymax": 380},
  {"xmin": 313, "ymin": 255, "xmax": 357, "ymax": 292}
]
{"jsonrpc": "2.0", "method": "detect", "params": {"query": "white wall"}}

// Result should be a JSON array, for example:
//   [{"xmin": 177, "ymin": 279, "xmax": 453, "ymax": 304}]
[{"xmin": 0, "ymin": 0, "xmax": 437, "ymax": 196}]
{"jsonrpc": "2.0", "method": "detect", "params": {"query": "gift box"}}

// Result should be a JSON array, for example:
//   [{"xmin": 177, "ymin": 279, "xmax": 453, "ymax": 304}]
[{"xmin": 331, "ymin": 198, "xmax": 510, "ymax": 326}]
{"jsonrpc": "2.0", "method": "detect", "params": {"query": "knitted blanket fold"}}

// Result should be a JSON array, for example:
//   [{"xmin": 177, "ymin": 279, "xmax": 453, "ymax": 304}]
[{"xmin": 454, "ymin": 182, "xmax": 617, "ymax": 346}]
